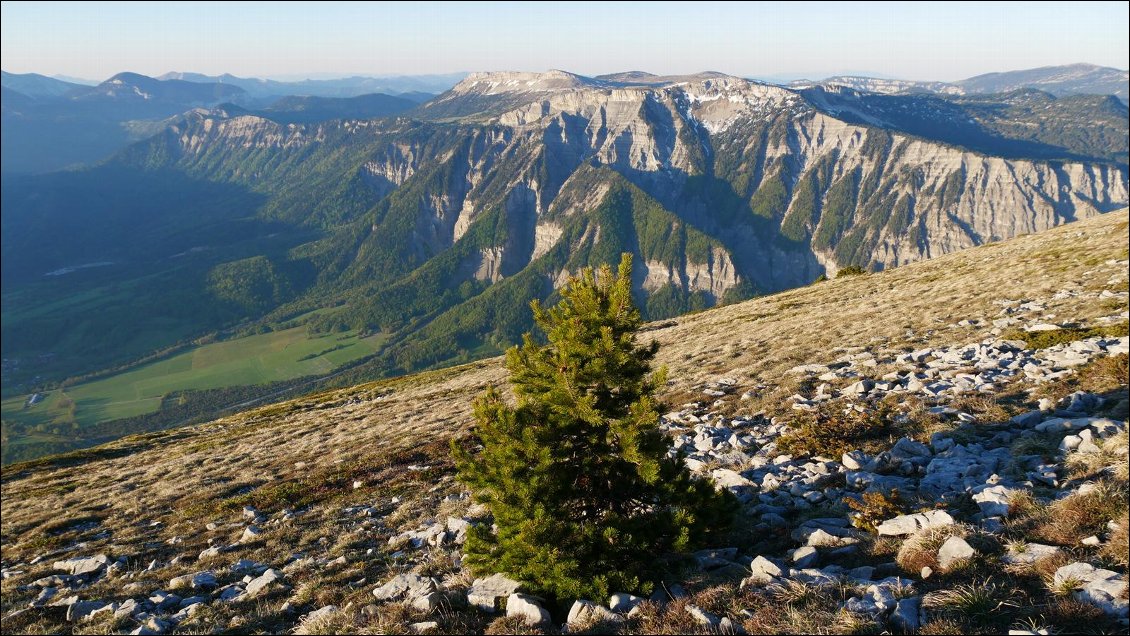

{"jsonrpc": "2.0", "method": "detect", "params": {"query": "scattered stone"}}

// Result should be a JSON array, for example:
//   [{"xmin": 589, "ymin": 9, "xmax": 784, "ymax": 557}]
[
  {"xmin": 299, "ymin": 605, "xmax": 337, "ymax": 626},
  {"xmin": 685, "ymin": 604, "xmax": 721, "ymax": 626},
  {"xmin": 748, "ymin": 556, "xmax": 783, "ymax": 584},
  {"xmin": 1002, "ymin": 542, "xmax": 1061, "ymax": 565},
  {"xmin": 412, "ymin": 591, "xmax": 444, "ymax": 613},
  {"xmin": 567, "ymin": 599, "xmax": 623, "ymax": 626},
  {"xmin": 609, "ymin": 592, "xmax": 644, "ymax": 613},
  {"xmin": 240, "ymin": 525, "xmax": 264, "ymax": 543},
  {"xmin": 973, "ymin": 485, "xmax": 1017, "ymax": 517},
  {"xmin": 791, "ymin": 546, "xmax": 819, "ymax": 568},
  {"xmin": 66, "ymin": 599, "xmax": 105, "ymax": 622},
  {"xmin": 890, "ymin": 596, "xmax": 922, "ymax": 632},
  {"xmin": 372, "ymin": 573, "xmax": 437, "ymax": 602},
  {"xmin": 876, "ymin": 510, "xmax": 955, "ymax": 537}
]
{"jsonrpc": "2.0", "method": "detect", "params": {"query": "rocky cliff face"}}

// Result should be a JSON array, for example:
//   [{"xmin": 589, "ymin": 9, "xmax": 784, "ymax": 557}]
[{"xmin": 407, "ymin": 72, "xmax": 1128, "ymax": 291}]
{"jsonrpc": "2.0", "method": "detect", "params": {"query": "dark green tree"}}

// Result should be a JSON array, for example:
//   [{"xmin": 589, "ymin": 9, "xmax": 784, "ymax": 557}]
[{"xmin": 452, "ymin": 253, "xmax": 736, "ymax": 601}]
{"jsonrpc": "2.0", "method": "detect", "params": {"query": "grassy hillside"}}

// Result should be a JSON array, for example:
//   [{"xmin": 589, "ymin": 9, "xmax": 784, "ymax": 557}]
[{"xmin": 1, "ymin": 210, "xmax": 1126, "ymax": 634}]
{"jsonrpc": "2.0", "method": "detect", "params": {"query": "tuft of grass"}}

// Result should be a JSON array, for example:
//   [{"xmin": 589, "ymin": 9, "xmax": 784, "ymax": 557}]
[
  {"xmin": 924, "ymin": 578, "xmax": 1021, "ymax": 628},
  {"xmin": 1013, "ymin": 479, "xmax": 1129, "ymax": 547},
  {"xmin": 1101, "ymin": 510, "xmax": 1129, "ymax": 567},
  {"xmin": 896, "ymin": 525, "xmax": 968, "ymax": 574},
  {"xmin": 483, "ymin": 616, "xmax": 553, "ymax": 635}
]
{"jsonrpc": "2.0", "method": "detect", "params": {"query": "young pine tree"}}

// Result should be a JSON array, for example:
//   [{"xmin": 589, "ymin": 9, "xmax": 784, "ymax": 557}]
[{"xmin": 452, "ymin": 254, "xmax": 735, "ymax": 601}]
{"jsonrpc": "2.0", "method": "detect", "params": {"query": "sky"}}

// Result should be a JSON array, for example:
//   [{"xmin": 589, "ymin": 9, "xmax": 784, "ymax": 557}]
[{"xmin": 2, "ymin": 1, "xmax": 1127, "ymax": 82}]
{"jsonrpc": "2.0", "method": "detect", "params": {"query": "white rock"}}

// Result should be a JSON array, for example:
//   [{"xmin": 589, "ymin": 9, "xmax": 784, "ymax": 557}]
[{"xmin": 748, "ymin": 555, "xmax": 783, "ymax": 584}]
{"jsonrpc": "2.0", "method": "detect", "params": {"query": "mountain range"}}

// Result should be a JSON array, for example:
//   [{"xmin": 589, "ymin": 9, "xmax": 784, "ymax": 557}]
[{"xmin": 3, "ymin": 66, "xmax": 1127, "ymax": 399}]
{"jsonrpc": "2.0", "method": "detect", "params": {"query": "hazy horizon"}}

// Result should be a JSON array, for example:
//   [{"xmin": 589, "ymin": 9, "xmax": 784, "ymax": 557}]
[{"xmin": 2, "ymin": 1, "xmax": 1127, "ymax": 83}]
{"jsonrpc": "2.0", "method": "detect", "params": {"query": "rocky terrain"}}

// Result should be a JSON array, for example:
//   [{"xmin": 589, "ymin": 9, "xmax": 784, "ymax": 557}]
[{"xmin": 1, "ymin": 209, "xmax": 1127, "ymax": 634}]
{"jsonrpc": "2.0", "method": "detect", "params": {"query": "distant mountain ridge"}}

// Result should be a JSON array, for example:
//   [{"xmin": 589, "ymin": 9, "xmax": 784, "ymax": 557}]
[
  {"xmin": 155, "ymin": 71, "xmax": 466, "ymax": 98},
  {"xmin": 0, "ymin": 70, "xmax": 445, "ymax": 174},
  {"xmin": 791, "ymin": 63, "xmax": 1129, "ymax": 103},
  {"xmin": 0, "ymin": 71, "xmax": 85, "ymax": 97}
]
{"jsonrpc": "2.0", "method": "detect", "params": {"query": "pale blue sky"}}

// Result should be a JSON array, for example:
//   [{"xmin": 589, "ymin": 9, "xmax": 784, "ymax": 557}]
[{"xmin": 2, "ymin": 1, "xmax": 1127, "ymax": 82}]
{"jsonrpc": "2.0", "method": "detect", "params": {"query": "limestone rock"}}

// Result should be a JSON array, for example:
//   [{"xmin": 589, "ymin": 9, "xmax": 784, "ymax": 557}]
[
  {"xmin": 467, "ymin": 573, "xmax": 522, "ymax": 613},
  {"xmin": 937, "ymin": 536, "xmax": 977, "ymax": 571},
  {"xmin": 506, "ymin": 593, "xmax": 550, "ymax": 625}
]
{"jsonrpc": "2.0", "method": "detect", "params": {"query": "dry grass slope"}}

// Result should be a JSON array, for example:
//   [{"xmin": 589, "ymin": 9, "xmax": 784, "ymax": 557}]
[{"xmin": 2, "ymin": 209, "xmax": 1128, "ymax": 634}]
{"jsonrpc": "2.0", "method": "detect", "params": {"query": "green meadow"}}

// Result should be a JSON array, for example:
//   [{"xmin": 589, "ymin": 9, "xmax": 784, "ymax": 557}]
[{"xmin": 1, "ymin": 326, "xmax": 385, "ymax": 430}]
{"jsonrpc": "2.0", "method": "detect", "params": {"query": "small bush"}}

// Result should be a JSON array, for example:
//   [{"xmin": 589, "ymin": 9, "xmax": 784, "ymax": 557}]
[
  {"xmin": 1002, "ymin": 323, "xmax": 1129, "ymax": 351},
  {"xmin": 836, "ymin": 265, "xmax": 867, "ymax": 278},
  {"xmin": 777, "ymin": 402, "xmax": 901, "ymax": 459},
  {"xmin": 845, "ymin": 490, "xmax": 905, "ymax": 533}
]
